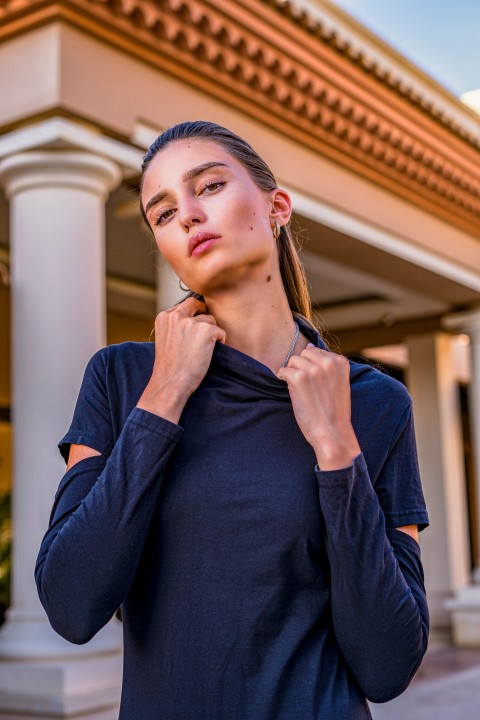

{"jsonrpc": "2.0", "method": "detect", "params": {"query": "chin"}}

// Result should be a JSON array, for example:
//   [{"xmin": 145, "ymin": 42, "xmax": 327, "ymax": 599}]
[
  {"xmin": 186, "ymin": 248, "xmax": 272, "ymax": 296},
  {"xmin": 186, "ymin": 264, "xmax": 234, "ymax": 295},
  {"xmin": 194, "ymin": 279, "xmax": 230, "ymax": 297}
]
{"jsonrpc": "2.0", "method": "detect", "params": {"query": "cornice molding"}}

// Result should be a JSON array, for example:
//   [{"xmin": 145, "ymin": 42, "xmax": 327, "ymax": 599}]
[
  {"xmin": 266, "ymin": 0, "xmax": 480, "ymax": 137},
  {"xmin": 1, "ymin": 0, "xmax": 479, "ymax": 237}
]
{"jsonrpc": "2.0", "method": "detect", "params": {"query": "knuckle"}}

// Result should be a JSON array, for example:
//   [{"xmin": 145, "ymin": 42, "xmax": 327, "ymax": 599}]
[
  {"xmin": 199, "ymin": 321, "xmax": 213, "ymax": 333},
  {"xmin": 156, "ymin": 310, "xmax": 168, "ymax": 323},
  {"xmin": 325, "ymin": 353, "xmax": 340, "ymax": 367},
  {"xmin": 309, "ymin": 364, "xmax": 322, "ymax": 379},
  {"xmin": 337, "ymin": 355, "xmax": 350, "ymax": 370}
]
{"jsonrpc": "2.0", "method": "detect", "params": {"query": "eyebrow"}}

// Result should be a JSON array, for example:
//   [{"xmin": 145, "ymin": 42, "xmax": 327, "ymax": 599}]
[{"xmin": 144, "ymin": 161, "xmax": 229, "ymax": 215}]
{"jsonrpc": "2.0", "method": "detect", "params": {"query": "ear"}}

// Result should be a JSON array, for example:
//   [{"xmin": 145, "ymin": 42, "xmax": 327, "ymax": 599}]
[{"xmin": 269, "ymin": 188, "xmax": 292, "ymax": 227}]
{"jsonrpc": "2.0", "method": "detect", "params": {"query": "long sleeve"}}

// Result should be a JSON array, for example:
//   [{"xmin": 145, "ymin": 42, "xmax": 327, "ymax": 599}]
[
  {"xmin": 35, "ymin": 407, "xmax": 183, "ymax": 645},
  {"xmin": 316, "ymin": 451, "xmax": 429, "ymax": 704}
]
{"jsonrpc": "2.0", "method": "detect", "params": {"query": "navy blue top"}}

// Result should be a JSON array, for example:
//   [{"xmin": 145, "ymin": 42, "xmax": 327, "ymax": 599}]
[{"xmin": 35, "ymin": 317, "xmax": 429, "ymax": 720}]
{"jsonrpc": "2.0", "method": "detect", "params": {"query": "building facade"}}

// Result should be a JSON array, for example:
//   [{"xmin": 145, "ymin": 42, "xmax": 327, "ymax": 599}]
[{"xmin": 0, "ymin": 0, "xmax": 479, "ymax": 717}]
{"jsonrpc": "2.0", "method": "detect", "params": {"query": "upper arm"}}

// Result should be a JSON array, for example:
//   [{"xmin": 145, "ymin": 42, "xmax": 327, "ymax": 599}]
[
  {"xmin": 66, "ymin": 444, "xmax": 102, "ymax": 472},
  {"xmin": 395, "ymin": 525, "xmax": 419, "ymax": 543}
]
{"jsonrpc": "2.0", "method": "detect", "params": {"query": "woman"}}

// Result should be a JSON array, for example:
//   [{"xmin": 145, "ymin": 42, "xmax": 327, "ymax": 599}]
[{"xmin": 35, "ymin": 121, "xmax": 429, "ymax": 720}]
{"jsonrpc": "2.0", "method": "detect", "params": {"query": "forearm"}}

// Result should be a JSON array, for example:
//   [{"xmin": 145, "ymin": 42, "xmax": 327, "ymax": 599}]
[
  {"xmin": 35, "ymin": 407, "xmax": 183, "ymax": 644},
  {"xmin": 311, "ymin": 419, "xmax": 361, "ymax": 472},
  {"xmin": 316, "ymin": 453, "xmax": 429, "ymax": 703},
  {"xmin": 136, "ymin": 382, "xmax": 190, "ymax": 425}
]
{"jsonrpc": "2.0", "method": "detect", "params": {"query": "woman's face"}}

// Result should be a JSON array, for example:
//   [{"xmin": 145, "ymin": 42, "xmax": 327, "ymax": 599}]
[{"xmin": 141, "ymin": 139, "xmax": 287, "ymax": 296}]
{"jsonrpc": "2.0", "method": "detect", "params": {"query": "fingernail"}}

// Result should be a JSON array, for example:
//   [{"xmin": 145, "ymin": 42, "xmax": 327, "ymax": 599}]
[{"xmin": 307, "ymin": 343, "xmax": 315, "ymax": 347}]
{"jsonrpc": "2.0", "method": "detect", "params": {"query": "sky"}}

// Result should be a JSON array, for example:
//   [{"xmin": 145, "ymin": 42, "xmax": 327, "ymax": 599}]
[{"xmin": 331, "ymin": 0, "xmax": 480, "ymax": 97}]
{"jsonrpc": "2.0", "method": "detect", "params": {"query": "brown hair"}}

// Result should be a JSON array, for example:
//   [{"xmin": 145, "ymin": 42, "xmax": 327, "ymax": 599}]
[{"xmin": 140, "ymin": 120, "xmax": 324, "ymax": 336}]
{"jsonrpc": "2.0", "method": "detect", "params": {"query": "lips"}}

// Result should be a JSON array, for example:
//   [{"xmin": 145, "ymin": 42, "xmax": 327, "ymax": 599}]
[{"xmin": 188, "ymin": 232, "xmax": 221, "ymax": 256}]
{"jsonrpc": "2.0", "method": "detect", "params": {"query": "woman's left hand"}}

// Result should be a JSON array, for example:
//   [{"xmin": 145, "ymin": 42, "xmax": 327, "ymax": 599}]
[{"xmin": 276, "ymin": 344, "xmax": 361, "ymax": 471}]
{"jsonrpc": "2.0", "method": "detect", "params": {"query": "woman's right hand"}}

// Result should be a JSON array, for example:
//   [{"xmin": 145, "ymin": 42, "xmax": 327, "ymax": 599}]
[{"xmin": 136, "ymin": 297, "xmax": 226, "ymax": 424}]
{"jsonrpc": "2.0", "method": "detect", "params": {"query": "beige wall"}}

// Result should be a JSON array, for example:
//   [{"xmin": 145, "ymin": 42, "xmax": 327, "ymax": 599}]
[{"xmin": 0, "ymin": 25, "xmax": 60, "ymax": 127}]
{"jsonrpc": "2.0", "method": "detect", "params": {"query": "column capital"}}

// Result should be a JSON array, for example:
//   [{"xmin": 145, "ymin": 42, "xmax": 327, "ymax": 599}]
[
  {"xmin": 443, "ymin": 307, "xmax": 480, "ymax": 340},
  {"xmin": 0, "ymin": 151, "xmax": 122, "ymax": 200}
]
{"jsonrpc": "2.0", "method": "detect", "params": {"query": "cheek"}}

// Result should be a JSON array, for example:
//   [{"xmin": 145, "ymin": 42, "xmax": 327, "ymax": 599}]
[
  {"xmin": 158, "ymin": 249, "xmax": 182, "ymax": 277},
  {"xmin": 228, "ymin": 191, "xmax": 270, "ymax": 233},
  {"xmin": 155, "ymin": 236, "xmax": 195, "ymax": 286},
  {"xmin": 154, "ymin": 234, "xmax": 180, "ymax": 268}
]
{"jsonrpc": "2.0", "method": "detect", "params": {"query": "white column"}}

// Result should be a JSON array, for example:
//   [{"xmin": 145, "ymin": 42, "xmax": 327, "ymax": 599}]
[
  {"xmin": 444, "ymin": 310, "xmax": 480, "ymax": 571},
  {"xmin": 406, "ymin": 332, "xmax": 470, "ymax": 639},
  {"xmin": 442, "ymin": 309, "xmax": 480, "ymax": 646},
  {"xmin": 0, "ymin": 152, "xmax": 123, "ymax": 718},
  {"xmin": 156, "ymin": 258, "xmax": 186, "ymax": 312}
]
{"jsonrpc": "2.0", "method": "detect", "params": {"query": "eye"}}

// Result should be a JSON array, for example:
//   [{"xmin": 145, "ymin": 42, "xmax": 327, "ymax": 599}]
[
  {"xmin": 200, "ymin": 180, "xmax": 225, "ymax": 194},
  {"xmin": 154, "ymin": 207, "xmax": 175, "ymax": 226}
]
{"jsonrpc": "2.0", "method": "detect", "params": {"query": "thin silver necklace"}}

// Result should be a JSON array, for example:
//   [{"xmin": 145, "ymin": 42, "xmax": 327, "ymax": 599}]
[{"xmin": 281, "ymin": 322, "xmax": 300, "ymax": 367}]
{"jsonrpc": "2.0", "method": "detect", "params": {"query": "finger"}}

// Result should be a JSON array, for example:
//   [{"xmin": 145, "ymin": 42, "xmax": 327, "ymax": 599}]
[
  {"xmin": 215, "ymin": 328, "xmax": 227, "ymax": 344},
  {"xmin": 276, "ymin": 366, "xmax": 302, "ymax": 382},
  {"xmin": 166, "ymin": 297, "xmax": 207, "ymax": 315},
  {"xmin": 188, "ymin": 318, "xmax": 226, "ymax": 343},
  {"xmin": 203, "ymin": 323, "xmax": 226, "ymax": 344},
  {"xmin": 285, "ymin": 349, "xmax": 326, "ymax": 369},
  {"xmin": 179, "ymin": 297, "xmax": 208, "ymax": 315},
  {"xmin": 192, "ymin": 313, "xmax": 217, "ymax": 325},
  {"xmin": 286, "ymin": 354, "xmax": 316, "ymax": 369},
  {"xmin": 300, "ymin": 344, "xmax": 327, "ymax": 357}
]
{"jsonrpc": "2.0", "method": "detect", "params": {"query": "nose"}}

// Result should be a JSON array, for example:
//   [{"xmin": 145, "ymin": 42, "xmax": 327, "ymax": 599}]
[{"xmin": 178, "ymin": 197, "xmax": 206, "ymax": 232}]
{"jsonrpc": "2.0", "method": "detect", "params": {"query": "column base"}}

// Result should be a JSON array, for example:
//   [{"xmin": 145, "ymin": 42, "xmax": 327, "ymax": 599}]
[
  {"xmin": 0, "ymin": 654, "xmax": 122, "ymax": 719},
  {"xmin": 0, "ymin": 610, "xmax": 123, "ymax": 659},
  {"xmin": 426, "ymin": 591, "xmax": 454, "ymax": 643},
  {"xmin": 0, "ymin": 711, "xmax": 116, "ymax": 720},
  {"xmin": 446, "ymin": 585, "xmax": 480, "ymax": 647},
  {"xmin": 0, "ymin": 615, "xmax": 123, "ymax": 718}
]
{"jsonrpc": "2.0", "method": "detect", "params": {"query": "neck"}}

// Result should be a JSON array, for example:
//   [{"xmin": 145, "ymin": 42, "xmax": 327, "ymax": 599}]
[{"xmin": 203, "ymin": 273, "xmax": 310, "ymax": 373}]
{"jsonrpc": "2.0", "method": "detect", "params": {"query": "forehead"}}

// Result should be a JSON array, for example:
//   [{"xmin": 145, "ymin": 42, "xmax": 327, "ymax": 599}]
[{"xmin": 142, "ymin": 138, "xmax": 246, "ymax": 192}]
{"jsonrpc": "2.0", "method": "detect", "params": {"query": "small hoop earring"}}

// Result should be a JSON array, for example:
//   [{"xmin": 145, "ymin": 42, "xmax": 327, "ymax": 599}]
[{"xmin": 272, "ymin": 221, "xmax": 281, "ymax": 240}]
